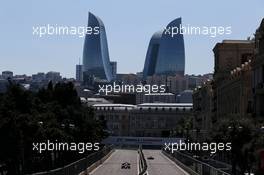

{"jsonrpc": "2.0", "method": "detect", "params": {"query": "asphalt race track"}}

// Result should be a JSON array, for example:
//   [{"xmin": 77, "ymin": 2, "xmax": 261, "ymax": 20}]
[
  {"xmin": 143, "ymin": 149, "xmax": 189, "ymax": 175},
  {"xmin": 90, "ymin": 149, "xmax": 138, "ymax": 175}
]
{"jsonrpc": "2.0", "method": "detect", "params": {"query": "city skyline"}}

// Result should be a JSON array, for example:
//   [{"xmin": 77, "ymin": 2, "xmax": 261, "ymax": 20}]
[
  {"xmin": 0, "ymin": 0, "xmax": 263, "ymax": 78},
  {"xmin": 0, "ymin": 0, "xmax": 263, "ymax": 172}
]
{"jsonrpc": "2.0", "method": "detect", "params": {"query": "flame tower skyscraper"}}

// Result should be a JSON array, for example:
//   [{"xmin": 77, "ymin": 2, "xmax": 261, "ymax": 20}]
[{"xmin": 82, "ymin": 12, "xmax": 113, "ymax": 82}]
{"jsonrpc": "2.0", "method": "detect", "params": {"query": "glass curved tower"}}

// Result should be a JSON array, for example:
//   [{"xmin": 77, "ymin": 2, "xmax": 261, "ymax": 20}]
[
  {"xmin": 83, "ymin": 12, "xmax": 113, "ymax": 81},
  {"xmin": 143, "ymin": 31, "xmax": 163, "ymax": 78},
  {"xmin": 143, "ymin": 18, "xmax": 185, "ymax": 79}
]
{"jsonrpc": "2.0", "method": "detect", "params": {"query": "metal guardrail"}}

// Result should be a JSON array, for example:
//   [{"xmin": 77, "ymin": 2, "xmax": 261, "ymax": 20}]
[
  {"xmin": 138, "ymin": 146, "xmax": 147, "ymax": 175},
  {"xmin": 163, "ymin": 150, "xmax": 231, "ymax": 175},
  {"xmin": 29, "ymin": 145, "xmax": 113, "ymax": 175}
]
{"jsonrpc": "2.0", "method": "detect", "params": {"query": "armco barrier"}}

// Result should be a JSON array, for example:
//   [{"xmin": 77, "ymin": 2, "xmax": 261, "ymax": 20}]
[
  {"xmin": 81, "ymin": 149, "xmax": 115, "ymax": 175},
  {"xmin": 162, "ymin": 150, "xmax": 231, "ymax": 175},
  {"xmin": 30, "ymin": 145, "xmax": 113, "ymax": 175},
  {"xmin": 138, "ymin": 146, "xmax": 147, "ymax": 175}
]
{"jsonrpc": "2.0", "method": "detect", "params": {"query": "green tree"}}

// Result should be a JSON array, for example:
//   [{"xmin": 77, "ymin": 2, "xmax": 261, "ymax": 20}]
[{"xmin": 0, "ymin": 82, "xmax": 105, "ymax": 174}]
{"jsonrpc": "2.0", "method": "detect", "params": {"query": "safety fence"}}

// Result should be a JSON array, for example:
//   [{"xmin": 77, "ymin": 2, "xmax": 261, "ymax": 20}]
[
  {"xmin": 138, "ymin": 146, "xmax": 147, "ymax": 175},
  {"xmin": 30, "ymin": 145, "xmax": 113, "ymax": 175},
  {"xmin": 163, "ymin": 150, "xmax": 231, "ymax": 175}
]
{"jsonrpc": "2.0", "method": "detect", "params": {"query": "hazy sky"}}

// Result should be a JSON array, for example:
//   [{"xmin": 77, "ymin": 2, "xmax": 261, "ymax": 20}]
[{"xmin": 0, "ymin": 0, "xmax": 263, "ymax": 78}]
